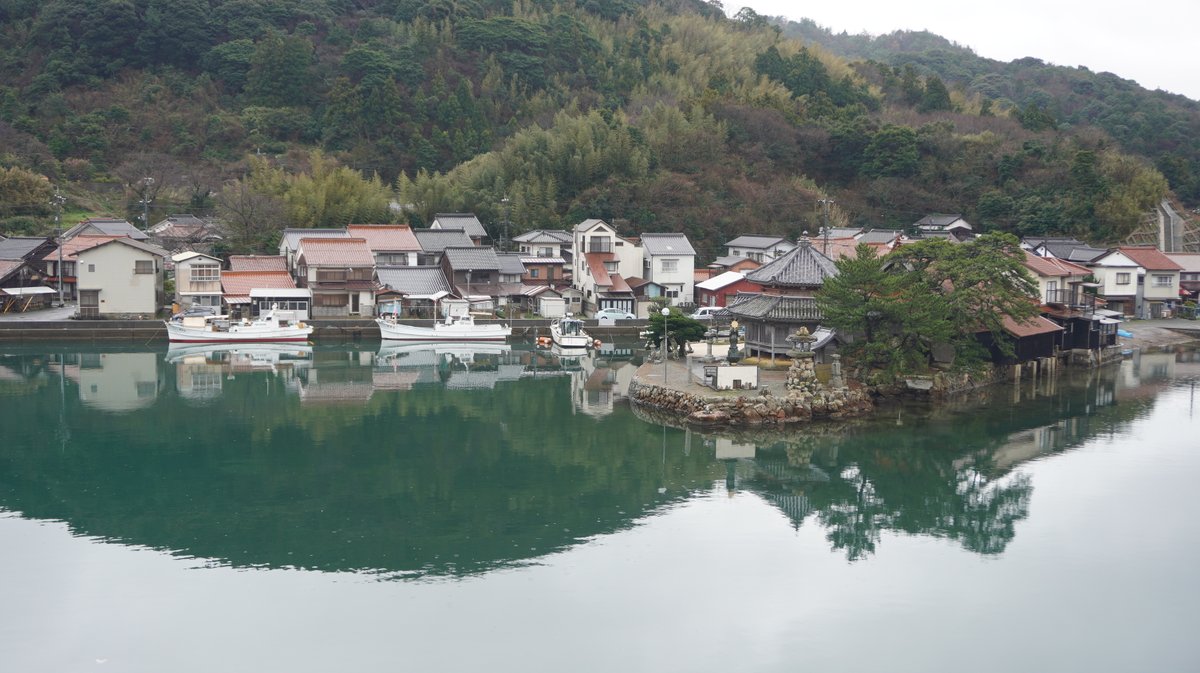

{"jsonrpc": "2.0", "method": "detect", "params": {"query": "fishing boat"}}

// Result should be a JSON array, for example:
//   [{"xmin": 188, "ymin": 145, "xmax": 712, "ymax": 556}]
[
  {"xmin": 376, "ymin": 312, "xmax": 510, "ymax": 341},
  {"xmin": 550, "ymin": 314, "xmax": 595, "ymax": 349},
  {"xmin": 164, "ymin": 306, "xmax": 313, "ymax": 343}
]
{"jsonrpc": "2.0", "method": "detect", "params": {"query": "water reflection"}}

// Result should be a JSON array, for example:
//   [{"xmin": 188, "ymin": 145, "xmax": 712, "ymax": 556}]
[{"xmin": 0, "ymin": 343, "xmax": 1189, "ymax": 579}]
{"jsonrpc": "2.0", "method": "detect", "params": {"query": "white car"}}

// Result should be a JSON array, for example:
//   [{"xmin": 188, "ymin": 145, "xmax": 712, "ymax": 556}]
[
  {"xmin": 595, "ymin": 308, "xmax": 636, "ymax": 324},
  {"xmin": 689, "ymin": 306, "xmax": 724, "ymax": 321}
]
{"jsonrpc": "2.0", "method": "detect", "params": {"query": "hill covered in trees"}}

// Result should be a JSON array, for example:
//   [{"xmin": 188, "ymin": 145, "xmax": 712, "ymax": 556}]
[{"xmin": 0, "ymin": 0, "xmax": 1186, "ymax": 260}]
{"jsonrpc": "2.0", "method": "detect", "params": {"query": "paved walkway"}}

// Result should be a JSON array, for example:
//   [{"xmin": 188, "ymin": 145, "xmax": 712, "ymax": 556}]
[{"xmin": 0, "ymin": 302, "xmax": 78, "ymax": 321}]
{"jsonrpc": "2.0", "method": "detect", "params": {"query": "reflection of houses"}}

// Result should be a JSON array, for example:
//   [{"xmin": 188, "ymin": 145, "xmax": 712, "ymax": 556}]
[
  {"xmin": 65, "ymin": 352, "xmax": 160, "ymax": 412},
  {"xmin": 568, "ymin": 353, "xmax": 636, "ymax": 418},
  {"xmin": 168, "ymin": 345, "xmax": 312, "ymax": 400},
  {"xmin": 296, "ymin": 352, "xmax": 375, "ymax": 405},
  {"xmin": 726, "ymin": 237, "xmax": 839, "ymax": 360}
]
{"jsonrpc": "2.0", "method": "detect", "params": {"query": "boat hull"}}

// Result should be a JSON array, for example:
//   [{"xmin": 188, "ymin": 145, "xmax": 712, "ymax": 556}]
[
  {"xmin": 376, "ymin": 319, "xmax": 510, "ymax": 341},
  {"xmin": 165, "ymin": 323, "xmax": 313, "ymax": 343}
]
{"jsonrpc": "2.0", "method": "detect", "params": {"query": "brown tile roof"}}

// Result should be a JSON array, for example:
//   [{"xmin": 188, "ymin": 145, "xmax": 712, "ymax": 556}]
[
  {"xmin": 609, "ymin": 273, "xmax": 632, "ymax": 293},
  {"xmin": 39, "ymin": 235, "xmax": 124, "ymax": 261},
  {"xmin": 1118, "ymin": 246, "xmax": 1183, "ymax": 271},
  {"xmin": 347, "ymin": 224, "xmax": 420, "ymax": 252},
  {"xmin": 221, "ymin": 271, "xmax": 296, "ymax": 296},
  {"xmin": 585, "ymin": 252, "xmax": 613, "ymax": 287},
  {"xmin": 228, "ymin": 255, "xmax": 288, "ymax": 272},
  {"xmin": 1002, "ymin": 314, "xmax": 1064, "ymax": 338},
  {"xmin": 297, "ymin": 237, "xmax": 375, "ymax": 267},
  {"xmin": 1022, "ymin": 251, "xmax": 1091, "ymax": 277}
]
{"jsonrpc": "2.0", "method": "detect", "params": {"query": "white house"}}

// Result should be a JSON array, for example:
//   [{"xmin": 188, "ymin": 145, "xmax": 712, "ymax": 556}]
[
  {"xmin": 639, "ymin": 233, "xmax": 696, "ymax": 306},
  {"xmin": 75, "ymin": 238, "xmax": 169, "ymax": 318},
  {"xmin": 1087, "ymin": 246, "xmax": 1183, "ymax": 318},
  {"xmin": 724, "ymin": 235, "xmax": 795, "ymax": 263},
  {"xmin": 571, "ymin": 219, "xmax": 641, "ymax": 315},
  {"xmin": 171, "ymin": 251, "xmax": 223, "ymax": 311},
  {"xmin": 514, "ymin": 229, "xmax": 573, "ymax": 258}
]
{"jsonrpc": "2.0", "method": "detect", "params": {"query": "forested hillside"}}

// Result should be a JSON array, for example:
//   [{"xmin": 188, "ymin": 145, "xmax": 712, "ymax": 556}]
[{"xmin": 0, "ymin": 0, "xmax": 1182, "ymax": 260}]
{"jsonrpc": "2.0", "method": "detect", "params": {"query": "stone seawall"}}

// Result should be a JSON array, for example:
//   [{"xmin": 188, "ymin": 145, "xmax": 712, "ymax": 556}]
[{"xmin": 628, "ymin": 379, "xmax": 874, "ymax": 426}]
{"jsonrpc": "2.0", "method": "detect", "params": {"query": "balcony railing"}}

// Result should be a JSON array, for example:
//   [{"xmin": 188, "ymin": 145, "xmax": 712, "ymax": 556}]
[{"xmin": 1045, "ymin": 288, "xmax": 1096, "ymax": 313}]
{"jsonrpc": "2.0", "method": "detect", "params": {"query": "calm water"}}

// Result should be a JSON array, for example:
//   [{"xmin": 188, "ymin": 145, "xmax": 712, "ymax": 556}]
[{"xmin": 1, "ymin": 342, "xmax": 1198, "ymax": 672}]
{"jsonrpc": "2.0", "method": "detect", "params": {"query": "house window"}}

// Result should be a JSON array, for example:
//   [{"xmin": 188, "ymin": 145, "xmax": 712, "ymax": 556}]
[
  {"xmin": 604, "ymin": 262, "xmax": 618, "ymax": 272},
  {"xmin": 538, "ymin": 247, "xmax": 553, "ymax": 257},
  {"xmin": 1153, "ymin": 274, "xmax": 1172, "ymax": 287},
  {"xmin": 1046, "ymin": 280, "xmax": 1058, "ymax": 293},
  {"xmin": 190, "ymin": 264, "xmax": 219, "ymax": 282},
  {"xmin": 1116, "ymin": 272, "xmax": 1131, "ymax": 285},
  {"xmin": 317, "ymin": 269, "xmax": 348, "ymax": 282},
  {"xmin": 316, "ymin": 293, "xmax": 348, "ymax": 307},
  {"xmin": 530, "ymin": 268, "xmax": 539, "ymax": 278},
  {"xmin": 88, "ymin": 264, "xmax": 95, "ymax": 273},
  {"xmin": 661, "ymin": 259, "xmax": 679, "ymax": 273},
  {"xmin": 134, "ymin": 260, "xmax": 154, "ymax": 274},
  {"xmin": 666, "ymin": 288, "xmax": 680, "ymax": 298}
]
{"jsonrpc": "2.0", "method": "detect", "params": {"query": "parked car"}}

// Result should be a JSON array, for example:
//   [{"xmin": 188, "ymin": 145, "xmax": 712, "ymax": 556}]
[
  {"xmin": 595, "ymin": 307, "xmax": 636, "ymax": 324},
  {"xmin": 689, "ymin": 306, "xmax": 725, "ymax": 321}
]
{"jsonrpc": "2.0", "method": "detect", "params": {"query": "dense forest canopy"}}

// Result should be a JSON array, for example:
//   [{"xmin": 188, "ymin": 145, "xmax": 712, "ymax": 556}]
[{"xmin": 0, "ymin": 0, "xmax": 1188, "ymax": 259}]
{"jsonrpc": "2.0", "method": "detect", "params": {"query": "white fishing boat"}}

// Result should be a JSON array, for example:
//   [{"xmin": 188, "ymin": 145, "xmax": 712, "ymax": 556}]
[
  {"xmin": 376, "ymin": 312, "xmax": 510, "ymax": 341},
  {"xmin": 550, "ymin": 314, "xmax": 594, "ymax": 349},
  {"xmin": 165, "ymin": 306, "xmax": 313, "ymax": 343}
]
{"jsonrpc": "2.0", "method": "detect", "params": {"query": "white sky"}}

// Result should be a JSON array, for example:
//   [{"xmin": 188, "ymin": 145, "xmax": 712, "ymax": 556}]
[{"xmin": 730, "ymin": 0, "xmax": 1200, "ymax": 101}]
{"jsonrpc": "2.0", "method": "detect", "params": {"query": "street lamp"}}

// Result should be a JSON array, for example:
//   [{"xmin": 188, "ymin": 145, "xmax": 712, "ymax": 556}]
[
  {"xmin": 51, "ymin": 188, "xmax": 67, "ymax": 307},
  {"xmin": 661, "ymin": 306, "xmax": 671, "ymax": 385}
]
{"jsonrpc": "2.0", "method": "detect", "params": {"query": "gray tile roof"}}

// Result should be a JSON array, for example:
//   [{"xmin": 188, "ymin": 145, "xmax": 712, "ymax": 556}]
[
  {"xmin": 77, "ymin": 237, "xmax": 169, "ymax": 258},
  {"xmin": 744, "ymin": 239, "xmax": 838, "ymax": 287},
  {"xmin": 709, "ymin": 255, "xmax": 752, "ymax": 267},
  {"xmin": 725, "ymin": 235, "xmax": 789, "ymax": 249},
  {"xmin": 856, "ymin": 229, "xmax": 904, "ymax": 244},
  {"xmin": 640, "ymin": 232, "xmax": 696, "ymax": 256},
  {"xmin": 432, "ymin": 213, "xmax": 488, "ymax": 239},
  {"xmin": 496, "ymin": 252, "xmax": 527, "ymax": 275},
  {"xmin": 825, "ymin": 227, "xmax": 863, "ymax": 238},
  {"xmin": 64, "ymin": 218, "xmax": 149, "ymax": 241},
  {"xmin": 376, "ymin": 266, "xmax": 453, "ymax": 296},
  {"xmin": 725, "ymin": 293, "xmax": 824, "ymax": 322},
  {"xmin": 279, "ymin": 228, "xmax": 350, "ymax": 250},
  {"xmin": 513, "ymin": 229, "xmax": 572, "ymax": 244},
  {"xmin": 413, "ymin": 228, "xmax": 473, "ymax": 252},
  {"xmin": 0, "ymin": 236, "xmax": 51, "ymax": 260},
  {"xmin": 913, "ymin": 213, "xmax": 971, "ymax": 230},
  {"xmin": 442, "ymin": 246, "xmax": 501, "ymax": 271}
]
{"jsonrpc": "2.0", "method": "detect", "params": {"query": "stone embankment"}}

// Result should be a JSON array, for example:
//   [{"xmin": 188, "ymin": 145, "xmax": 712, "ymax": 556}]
[{"xmin": 628, "ymin": 378, "xmax": 873, "ymax": 426}]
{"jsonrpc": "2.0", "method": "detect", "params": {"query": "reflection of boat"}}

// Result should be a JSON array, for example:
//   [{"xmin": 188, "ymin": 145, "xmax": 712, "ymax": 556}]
[
  {"xmin": 377, "ymin": 342, "xmax": 512, "ymax": 362},
  {"xmin": 165, "ymin": 307, "xmax": 313, "ymax": 343},
  {"xmin": 376, "ymin": 313, "xmax": 510, "ymax": 341},
  {"xmin": 166, "ymin": 342, "xmax": 314, "ymax": 367},
  {"xmin": 550, "ymin": 315, "xmax": 593, "ymax": 349}
]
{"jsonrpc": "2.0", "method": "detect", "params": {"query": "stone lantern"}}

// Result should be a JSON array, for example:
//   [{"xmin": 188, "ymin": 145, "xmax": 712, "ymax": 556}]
[{"xmin": 785, "ymin": 326, "xmax": 818, "ymax": 392}]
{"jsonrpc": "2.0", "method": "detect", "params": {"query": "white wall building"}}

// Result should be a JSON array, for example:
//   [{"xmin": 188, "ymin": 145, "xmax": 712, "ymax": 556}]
[
  {"xmin": 172, "ymin": 251, "xmax": 223, "ymax": 310},
  {"xmin": 75, "ymin": 238, "xmax": 168, "ymax": 318},
  {"xmin": 571, "ymin": 219, "xmax": 641, "ymax": 315},
  {"xmin": 639, "ymin": 233, "xmax": 696, "ymax": 306}
]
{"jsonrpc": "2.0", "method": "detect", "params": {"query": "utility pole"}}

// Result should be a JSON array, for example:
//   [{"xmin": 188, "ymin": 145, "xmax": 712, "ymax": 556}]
[
  {"xmin": 501, "ymin": 195, "xmax": 510, "ymax": 252},
  {"xmin": 139, "ymin": 177, "xmax": 154, "ymax": 230},
  {"xmin": 818, "ymin": 198, "xmax": 834, "ymax": 256},
  {"xmin": 52, "ymin": 187, "xmax": 67, "ymax": 307}
]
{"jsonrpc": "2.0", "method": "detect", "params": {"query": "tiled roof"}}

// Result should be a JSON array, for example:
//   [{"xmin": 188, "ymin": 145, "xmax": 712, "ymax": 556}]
[
  {"xmin": 1117, "ymin": 246, "xmax": 1183, "ymax": 271},
  {"xmin": 347, "ymin": 224, "xmax": 420, "ymax": 252},
  {"xmin": 75, "ymin": 237, "xmax": 169, "ymax": 258},
  {"xmin": 1061, "ymin": 247, "xmax": 1108, "ymax": 263},
  {"xmin": 171, "ymin": 251, "xmax": 221, "ymax": 264},
  {"xmin": 1165, "ymin": 253, "xmax": 1200, "ymax": 273},
  {"xmin": 297, "ymin": 237, "xmax": 375, "ymax": 266},
  {"xmin": 914, "ymin": 213, "xmax": 971, "ymax": 230},
  {"xmin": 431, "ymin": 213, "xmax": 487, "ymax": 239},
  {"xmin": 856, "ymin": 229, "xmax": 905, "ymax": 244},
  {"xmin": 519, "ymin": 256, "xmax": 566, "ymax": 265},
  {"xmin": 521, "ymin": 284, "xmax": 559, "ymax": 297},
  {"xmin": 279, "ymin": 228, "xmax": 350, "ymax": 250},
  {"xmin": 1002, "ymin": 314, "xmax": 1064, "ymax": 338},
  {"xmin": 574, "ymin": 218, "xmax": 610, "ymax": 233},
  {"xmin": 825, "ymin": 227, "xmax": 864, "ymax": 238},
  {"xmin": 0, "ymin": 236, "xmax": 51, "ymax": 260},
  {"xmin": 585, "ymin": 252, "xmax": 612, "ymax": 287},
  {"xmin": 1022, "ymin": 251, "xmax": 1091, "ymax": 277},
  {"xmin": 744, "ymin": 238, "xmax": 838, "ymax": 287},
  {"xmin": 442, "ymin": 246, "xmax": 501, "ymax": 271},
  {"xmin": 725, "ymin": 293, "xmax": 824, "ymax": 322},
  {"xmin": 0, "ymin": 259, "xmax": 21, "ymax": 280},
  {"xmin": 496, "ymin": 252, "xmax": 527, "ymax": 275},
  {"xmin": 513, "ymin": 229, "xmax": 572, "ymax": 244},
  {"xmin": 709, "ymin": 255, "xmax": 760, "ymax": 268},
  {"xmin": 696, "ymin": 271, "xmax": 746, "ymax": 291},
  {"xmin": 640, "ymin": 233, "xmax": 696, "ymax": 256},
  {"xmin": 64, "ymin": 218, "xmax": 148, "ymax": 241},
  {"xmin": 725, "ymin": 235, "xmax": 789, "ymax": 249},
  {"xmin": 39, "ymin": 235, "xmax": 123, "ymax": 261},
  {"xmin": 376, "ymin": 266, "xmax": 453, "ymax": 296},
  {"xmin": 221, "ymin": 271, "xmax": 296, "ymax": 296},
  {"xmin": 228, "ymin": 255, "xmax": 288, "ymax": 272},
  {"xmin": 609, "ymin": 273, "xmax": 633, "ymax": 293},
  {"xmin": 413, "ymin": 228, "xmax": 473, "ymax": 252}
]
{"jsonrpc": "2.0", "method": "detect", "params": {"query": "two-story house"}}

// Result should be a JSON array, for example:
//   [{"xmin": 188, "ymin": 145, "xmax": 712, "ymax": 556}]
[
  {"xmin": 294, "ymin": 237, "xmax": 377, "ymax": 317},
  {"xmin": 171, "ymin": 251, "xmax": 223, "ymax": 311},
  {"xmin": 572, "ymin": 219, "xmax": 640, "ymax": 315},
  {"xmin": 639, "ymin": 233, "xmax": 696, "ymax": 306},
  {"xmin": 724, "ymin": 235, "xmax": 796, "ymax": 264},
  {"xmin": 695, "ymin": 271, "xmax": 763, "ymax": 308},
  {"xmin": 40, "ymin": 235, "xmax": 121, "ymax": 301},
  {"xmin": 74, "ymin": 238, "xmax": 169, "ymax": 318},
  {"xmin": 348, "ymin": 224, "xmax": 421, "ymax": 266},
  {"xmin": 1166, "ymin": 253, "xmax": 1200, "ymax": 299},
  {"xmin": 221, "ymin": 269, "xmax": 305, "ymax": 319},
  {"xmin": 431, "ymin": 213, "xmax": 488, "ymax": 246},
  {"xmin": 514, "ymin": 229, "xmax": 573, "ymax": 259},
  {"xmin": 913, "ymin": 213, "xmax": 974, "ymax": 241},
  {"xmin": 1116, "ymin": 247, "xmax": 1183, "ymax": 318},
  {"xmin": 1023, "ymin": 251, "xmax": 1113, "ymax": 352},
  {"xmin": 1021, "ymin": 251, "xmax": 1092, "ymax": 306},
  {"xmin": 278, "ymin": 228, "xmax": 350, "ymax": 273},
  {"xmin": 441, "ymin": 246, "xmax": 502, "ymax": 308},
  {"xmin": 1083, "ymin": 248, "xmax": 1139, "ymax": 316}
]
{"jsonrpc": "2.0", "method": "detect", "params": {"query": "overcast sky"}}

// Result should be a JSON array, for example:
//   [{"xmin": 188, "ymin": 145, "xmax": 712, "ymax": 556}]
[{"xmin": 730, "ymin": 0, "xmax": 1200, "ymax": 101}]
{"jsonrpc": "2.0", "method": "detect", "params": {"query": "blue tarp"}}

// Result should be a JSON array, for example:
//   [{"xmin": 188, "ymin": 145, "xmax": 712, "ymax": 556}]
[{"xmin": 1117, "ymin": 329, "xmax": 1134, "ymax": 338}]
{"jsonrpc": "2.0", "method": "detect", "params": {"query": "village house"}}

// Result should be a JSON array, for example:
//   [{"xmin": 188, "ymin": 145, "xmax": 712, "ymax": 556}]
[
  {"xmin": 376, "ymin": 266, "xmax": 454, "ymax": 318},
  {"xmin": 0, "ymin": 258, "xmax": 55, "ymax": 312},
  {"xmin": 1089, "ymin": 246, "xmax": 1182, "ymax": 318},
  {"xmin": 723, "ymin": 235, "xmax": 796, "ymax": 264},
  {"xmin": 1166, "ymin": 253, "xmax": 1200, "ymax": 300},
  {"xmin": 40, "ymin": 235, "xmax": 121, "ymax": 302},
  {"xmin": 913, "ymin": 213, "xmax": 974, "ymax": 242},
  {"xmin": 1023, "ymin": 236, "xmax": 1107, "ymax": 264},
  {"xmin": 278, "ymin": 228, "xmax": 351, "ymax": 272},
  {"xmin": 695, "ymin": 271, "xmax": 762, "ymax": 308},
  {"xmin": 147, "ymin": 214, "xmax": 222, "ymax": 254},
  {"xmin": 706, "ymin": 255, "xmax": 761, "ymax": 275},
  {"xmin": 347, "ymin": 224, "xmax": 421, "ymax": 266},
  {"xmin": 571, "ymin": 219, "xmax": 640, "ymax": 316},
  {"xmin": 74, "ymin": 238, "xmax": 169, "ymax": 318},
  {"xmin": 171, "ymin": 251, "xmax": 223, "ymax": 311},
  {"xmin": 413, "ymin": 228, "xmax": 474, "ymax": 265},
  {"xmin": 430, "ymin": 213, "xmax": 488, "ymax": 246},
  {"xmin": 519, "ymin": 254, "xmax": 567, "ymax": 285},
  {"xmin": 221, "ymin": 269, "xmax": 306, "ymax": 319},
  {"xmin": 62, "ymin": 217, "xmax": 149, "ymax": 242},
  {"xmin": 440, "ymin": 246, "xmax": 502, "ymax": 309},
  {"xmin": 514, "ymin": 229, "xmax": 572, "ymax": 259},
  {"xmin": 294, "ymin": 237, "xmax": 377, "ymax": 317},
  {"xmin": 1020, "ymin": 251, "xmax": 1117, "ymax": 355},
  {"xmin": 639, "ymin": 233, "xmax": 696, "ymax": 306},
  {"xmin": 228, "ymin": 255, "xmax": 289, "ymax": 272}
]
